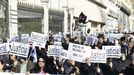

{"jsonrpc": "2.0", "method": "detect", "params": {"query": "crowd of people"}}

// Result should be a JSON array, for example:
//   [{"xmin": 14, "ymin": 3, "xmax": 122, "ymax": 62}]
[{"xmin": 0, "ymin": 29, "xmax": 134, "ymax": 75}]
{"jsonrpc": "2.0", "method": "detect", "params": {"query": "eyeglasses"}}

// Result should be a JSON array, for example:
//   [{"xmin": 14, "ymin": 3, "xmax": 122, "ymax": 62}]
[{"xmin": 38, "ymin": 61, "xmax": 45, "ymax": 63}]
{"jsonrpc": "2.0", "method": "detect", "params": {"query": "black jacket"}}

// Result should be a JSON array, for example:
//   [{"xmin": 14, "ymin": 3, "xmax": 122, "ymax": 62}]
[{"xmin": 124, "ymin": 63, "xmax": 134, "ymax": 75}]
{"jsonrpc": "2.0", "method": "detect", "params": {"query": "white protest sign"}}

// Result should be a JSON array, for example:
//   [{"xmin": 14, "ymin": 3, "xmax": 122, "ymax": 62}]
[
  {"xmin": 10, "ymin": 42, "xmax": 29, "ymax": 57},
  {"xmin": 30, "ymin": 32, "xmax": 46, "ymax": 43},
  {"xmin": 105, "ymin": 34, "xmax": 123, "ymax": 42},
  {"xmin": 0, "ymin": 43, "xmax": 9, "ymax": 55},
  {"xmin": 68, "ymin": 43, "xmax": 91, "ymax": 63},
  {"xmin": 58, "ymin": 49, "xmax": 68, "ymax": 59},
  {"xmin": 21, "ymin": 34, "xmax": 29, "ymax": 44},
  {"xmin": 54, "ymin": 42, "xmax": 62, "ymax": 46},
  {"xmin": 47, "ymin": 45, "xmax": 62, "ymax": 57},
  {"xmin": 30, "ymin": 32, "xmax": 47, "ymax": 48},
  {"xmin": 54, "ymin": 34, "xmax": 63, "ymax": 42},
  {"xmin": 48, "ymin": 45, "xmax": 68, "ymax": 59},
  {"xmin": 90, "ymin": 49, "xmax": 107, "ymax": 63},
  {"xmin": 103, "ymin": 46, "xmax": 121, "ymax": 58}
]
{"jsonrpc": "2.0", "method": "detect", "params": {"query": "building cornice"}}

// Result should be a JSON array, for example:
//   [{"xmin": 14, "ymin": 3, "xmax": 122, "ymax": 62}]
[{"xmin": 88, "ymin": 0, "xmax": 107, "ymax": 9}]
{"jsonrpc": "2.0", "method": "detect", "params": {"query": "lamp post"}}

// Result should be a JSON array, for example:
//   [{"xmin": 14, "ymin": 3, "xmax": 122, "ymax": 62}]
[{"xmin": 40, "ymin": 0, "xmax": 49, "ymax": 36}]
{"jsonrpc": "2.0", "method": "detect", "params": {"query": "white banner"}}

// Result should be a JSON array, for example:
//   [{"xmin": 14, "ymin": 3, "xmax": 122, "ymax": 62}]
[
  {"xmin": 0, "ymin": 43, "xmax": 9, "ymax": 55},
  {"xmin": 30, "ymin": 32, "xmax": 47, "ymax": 48},
  {"xmin": 47, "ymin": 45, "xmax": 68, "ymax": 59},
  {"xmin": 10, "ymin": 42, "xmax": 29, "ymax": 57},
  {"xmin": 90, "ymin": 50, "xmax": 107, "ymax": 63},
  {"xmin": 105, "ymin": 34, "xmax": 123, "ymax": 42},
  {"xmin": 68, "ymin": 43, "xmax": 91, "ymax": 63},
  {"xmin": 21, "ymin": 34, "xmax": 29, "ymax": 44},
  {"xmin": 47, "ymin": 45, "xmax": 62, "ymax": 57},
  {"xmin": 30, "ymin": 32, "xmax": 46, "ymax": 43},
  {"xmin": 54, "ymin": 34, "xmax": 63, "ymax": 42},
  {"xmin": 58, "ymin": 49, "xmax": 68, "ymax": 59},
  {"xmin": 103, "ymin": 46, "xmax": 121, "ymax": 58},
  {"xmin": 54, "ymin": 42, "xmax": 62, "ymax": 46}
]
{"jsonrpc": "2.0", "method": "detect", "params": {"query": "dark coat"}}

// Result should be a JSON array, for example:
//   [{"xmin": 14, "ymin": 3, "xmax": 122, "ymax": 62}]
[
  {"xmin": 80, "ymin": 63, "xmax": 98, "ymax": 75},
  {"xmin": 113, "ymin": 58, "xmax": 130, "ymax": 74},
  {"xmin": 100, "ymin": 63, "xmax": 118, "ymax": 75},
  {"xmin": 63, "ymin": 60, "xmax": 76, "ymax": 75},
  {"xmin": 124, "ymin": 63, "xmax": 134, "ymax": 75}
]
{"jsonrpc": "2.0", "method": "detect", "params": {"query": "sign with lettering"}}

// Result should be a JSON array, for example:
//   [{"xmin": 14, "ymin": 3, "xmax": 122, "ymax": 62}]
[
  {"xmin": 0, "ymin": 43, "xmax": 9, "ymax": 55},
  {"xmin": 68, "ymin": 43, "xmax": 91, "ymax": 63},
  {"xmin": 21, "ymin": 34, "xmax": 29, "ymax": 44},
  {"xmin": 48, "ymin": 45, "xmax": 62, "ymax": 57},
  {"xmin": 103, "ymin": 46, "xmax": 121, "ymax": 58},
  {"xmin": 30, "ymin": 32, "xmax": 46, "ymax": 43},
  {"xmin": 10, "ymin": 42, "xmax": 29, "ymax": 57},
  {"xmin": 30, "ymin": 32, "xmax": 47, "ymax": 48},
  {"xmin": 90, "ymin": 49, "xmax": 107, "ymax": 63}
]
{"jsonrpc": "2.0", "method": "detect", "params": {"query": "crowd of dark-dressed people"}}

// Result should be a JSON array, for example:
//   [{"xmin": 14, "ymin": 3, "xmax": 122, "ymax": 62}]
[{"xmin": 0, "ymin": 29, "xmax": 134, "ymax": 75}]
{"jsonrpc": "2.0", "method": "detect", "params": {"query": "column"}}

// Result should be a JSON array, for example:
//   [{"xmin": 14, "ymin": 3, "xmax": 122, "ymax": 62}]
[
  {"xmin": 41, "ymin": 0, "xmax": 49, "ymax": 36},
  {"xmin": 69, "ymin": 8, "xmax": 74, "ymax": 36},
  {"xmin": 63, "ymin": 7, "xmax": 68, "ymax": 34},
  {"xmin": 8, "ymin": 0, "xmax": 18, "ymax": 39}
]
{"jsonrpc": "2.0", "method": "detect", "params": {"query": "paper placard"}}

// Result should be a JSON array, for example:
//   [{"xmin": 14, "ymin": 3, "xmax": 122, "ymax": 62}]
[
  {"xmin": 90, "ymin": 49, "xmax": 107, "ymax": 63},
  {"xmin": 10, "ymin": 42, "xmax": 29, "ymax": 57},
  {"xmin": 68, "ymin": 43, "xmax": 91, "ymax": 63},
  {"xmin": 103, "ymin": 46, "xmax": 121, "ymax": 58}
]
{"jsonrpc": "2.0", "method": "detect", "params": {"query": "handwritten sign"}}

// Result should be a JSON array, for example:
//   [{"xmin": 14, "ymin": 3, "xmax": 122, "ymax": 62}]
[{"xmin": 68, "ymin": 43, "xmax": 91, "ymax": 63}]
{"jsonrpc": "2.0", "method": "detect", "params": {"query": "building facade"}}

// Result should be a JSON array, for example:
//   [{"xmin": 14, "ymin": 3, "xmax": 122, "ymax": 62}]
[{"xmin": 0, "ymin": 0, "xmax": 133, "ymax": 38}]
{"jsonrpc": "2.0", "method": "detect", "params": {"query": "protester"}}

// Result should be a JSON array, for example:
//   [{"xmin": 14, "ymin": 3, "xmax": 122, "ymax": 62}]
[
  {"xmin": 63, "ymin": 59, "xmax": 78, "ymax": 75},
  {"xmin": 80, "ymin": 58, "xmax": 103, "ymax": 75},
  {"xmin": 100, "ymin": 58, "xmax": 118, "ymax": 75},
  {"xmin": 30, "ymin": 57, "xmax": 49, "ymax": 74},
  {"xmin": 124, "ymin": 53, "xmax": 134, "ymax": 75},
  {"xmin": 113, "ymin": 50, "xmax": 130, "ymax": 74},
  {"xmin": 9, "ymin": 55, "xmax": 21, "ymax": 73},
  {"xmin": 0, "ymin": 60, "xmax": 5, "ymax": 72},
  {"xmin": 19, "ymin": 57, "xmax": 27, "ymax": 73}
]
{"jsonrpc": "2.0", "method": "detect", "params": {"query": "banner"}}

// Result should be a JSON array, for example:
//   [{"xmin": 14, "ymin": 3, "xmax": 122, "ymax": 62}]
[
  {"xmin": 21, "ymin": 34, "xmax": 29, "ymax": 44},
  {"xmin": 54, "ymin": 42, "xmax": 62, "ymax": 46},
  {"xmin": 68, "ymin": 43, "xmax": 91, "ymax": 63},
  {"xmin": 105, "ymin": 34, "xmax": 123, "ymax": 42},
  {"xmin": 30, "ymin": 32, "xmax": 47, "ymax": 43},
  {"xmin": 47, "ymin": 45, "xmax": 68, "ymax": 59},
  {"xmin": 47, "ymin": 45, "xmax": 62, "ymax": 57},
  {"xmin": 103, "ymin": 46, "xmax": 121, "ymax": 58},
  {"xmin": 0, "ymin": 43, "xmax": 9, "ymax": 55},
  {"xmin": 54, "ymin": 34, "xmax": 63, "ymax": 42},
  {"xmin": 10, "ymin": 42, "xmax": 29, "ymax": 57},
  {"xmin": 58, "ymin": 49, "xmax": 68, "ymax": 59},
  {"xmin": 90, "ymin": 49, "xmax": 107, "ymax": 63},
  {"xmin": 30, "ymin": 32, "xmax": 47, "ymax": 48}
]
